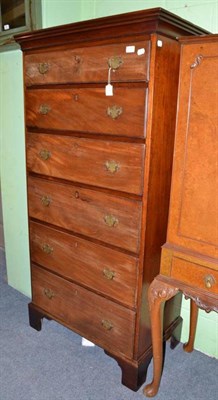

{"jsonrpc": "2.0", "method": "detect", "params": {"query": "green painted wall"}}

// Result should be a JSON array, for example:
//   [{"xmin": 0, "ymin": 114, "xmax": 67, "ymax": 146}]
[
  {"xmin": 0, "ymin": 50, "xmax": 31, "ymax": 296},
  {"xmin": 0, "ymin": 0, "xmax": 217, "ymax": 357}
]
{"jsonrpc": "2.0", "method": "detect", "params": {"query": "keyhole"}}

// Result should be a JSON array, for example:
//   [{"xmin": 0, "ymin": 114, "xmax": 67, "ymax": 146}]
[{"xmin": 74, "ymin": 55, "xmax": 81, "ymax": 64}]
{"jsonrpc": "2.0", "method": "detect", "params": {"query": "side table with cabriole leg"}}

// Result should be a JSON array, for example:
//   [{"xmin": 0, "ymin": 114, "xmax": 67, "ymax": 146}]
[
  {"xmin": 144, "ymin": 274, "xmax": 217, "ymax": 397},
  {"xmin": 144, "ymin": 33, "xmax": 218, "ymax": 397}
]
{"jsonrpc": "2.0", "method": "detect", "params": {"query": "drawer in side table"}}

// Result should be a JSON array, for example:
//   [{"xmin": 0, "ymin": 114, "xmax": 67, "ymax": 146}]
[{"xmin": 171, "ymin": 257, "xmax": 218, "ymax": 295}]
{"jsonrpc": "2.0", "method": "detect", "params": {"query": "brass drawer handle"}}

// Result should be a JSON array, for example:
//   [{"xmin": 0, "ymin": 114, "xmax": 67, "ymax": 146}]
[
  {"xmin": 204, "ymin": 274, "xmax": 216, "ymax": 289},
  {"xmin": 41, "ymin": 196, "xmax": 51, "ymax": 207},
  {"xmin": 44, "ymin": 288, "xmax": 55, "ymax": 299},
  {"xmin": 39, "ymin": 149, "xmax": 51, "ymax": 161},
  {"xmin": 38, "ymin": 63, "xmax": 49, "ymax": 74},
  {"xmin": 101, "ymin": 319, "xmax": 113, "ymax": 331},
  {"xmin": 108, "ymin": 56, "xmax": 123, "ymax": 70},
  {"xmin": 107, "ymin": 105, "xmax": 123, "ymax": 120},
  {"xmin": 105, "ymin": 160, "xmax": 119, "ymax": 174},
  {"xmin": 104, "ymin": 215, "xmax": 118, "ymax": 227},
  {"xmin": 42, "ymin": 243, "xmax": 53, "ymax": 254},
  {"xmin": 103, "ymin": 269, "xmax": 115, "ymax": 280},
  {"xmin": 39, "ymin": 104, "xmax": 51, "ymax": 115}
]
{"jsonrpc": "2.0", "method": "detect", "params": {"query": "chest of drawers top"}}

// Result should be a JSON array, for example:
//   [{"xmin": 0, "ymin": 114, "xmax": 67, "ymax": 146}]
[{"xmin": 16, "ymin": 7, "xmax": 208, "ymax": 51}]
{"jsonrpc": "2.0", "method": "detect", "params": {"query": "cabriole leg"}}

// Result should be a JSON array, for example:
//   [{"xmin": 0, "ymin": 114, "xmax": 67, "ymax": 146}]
[
  {"xmin": 143, "ymin": 277, "xmax": 179, "ymax": 397},
  {"xmin": 183, "ymin": 299, "xmax": 199, "ymax": 353}
]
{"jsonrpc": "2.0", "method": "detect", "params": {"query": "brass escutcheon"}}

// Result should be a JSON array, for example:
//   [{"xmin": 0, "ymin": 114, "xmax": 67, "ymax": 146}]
[
  {"xmin": 108, "ymin": 56, "xmax": 123, "ymax": 70},
  {"xmin": 101, "ymin": 319, "xmax": 113, "ymax": 331},
  {"xmin": 107, "ymin": 105, "xmax": 123, "ymax": 120},
  {"xmin": 204, "ymin": 274, "xmax": 216, "ymax": 289},
  {"xmin": 103, "ymin": 269, "xmax": 115, "ymax": 280},
  {"xmin": 105, "ymin": 160, "xmax": 119, "ymax": 174},
  {"xmin": 42, "ymin": 243, "xmax": 53, "ymax": 254},
  {"xmin": 44, "ymin": 288, "xmax": 55, "ymax": 299},
  {"xmin": 38, "ymin": 63, "xmax": 49, "ymax": 74},
  {"xmin": 104, "ymin": 215, "xmax": 118, "ymax": 227},
  {"xmin": 39, "ymin": 104, "xmax": 51, "ymax": 115},
  {"xmin": 39, "ymin": 149, "xmax": 51, "ymax": 161},
  {"xmin": 41, "ymin": 196, "xmax": 51, "ymax": 207}
]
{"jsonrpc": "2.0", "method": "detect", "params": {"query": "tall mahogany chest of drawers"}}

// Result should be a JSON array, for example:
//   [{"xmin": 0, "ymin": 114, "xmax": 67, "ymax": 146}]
[{"xmin": 15, "ymin": 8, "xmax": 208, "ymax": 391}]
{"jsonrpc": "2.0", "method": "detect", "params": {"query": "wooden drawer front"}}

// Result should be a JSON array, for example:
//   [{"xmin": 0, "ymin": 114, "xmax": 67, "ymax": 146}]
[
  {"xmin": 25, "ymin": 87, "xmax": 146, "ymax": 138},
  {"xmin": 25, "ymin": 41, "xmax": 150, "ymax": 86},
  {"xmin": 28, "ymin": 176, "xmax": 142, "ymax": 253},
  {"xmin": 171, "ymin": 257, "xmax": 218, "ymax": 295},
  {"xmin": 30, "ymin": 221, "xmax": 138, "ymax": 307},
  {"xmin": 32, "ymin": 266, "xmax": 135, "ymax": 357},
  {"xmin": 27, "ymin": 133, "xmax": 145, "ymax": 195}
]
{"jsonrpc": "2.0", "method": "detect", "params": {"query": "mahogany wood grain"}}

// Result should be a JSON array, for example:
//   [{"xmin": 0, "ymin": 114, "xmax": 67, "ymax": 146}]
[
  {"xmin": 135, "ymin": 35, "xmax": 183, "ymax": 358},
  {"xmin": 25, "ymin": 87, "xmax": 147, "ymax": 138},
  {"xmin": 28, "ymin": 176, "xmax": 142, "ymax": 253},
  {"xmin": 24, "ymin": 41, "xmax": 150, "ymax": 86},
  {"xmin": 26, "ymin": 133, "xmax": 145, "ymax": 195},
  {"xmin": 30, "ymin": 221, "xmax": 138, "ymax": 307},
  {"xmin": 105, "ymin": 350, "xmax": 152, "ymax": 392},
  {"xmin": 14, "ymin": 8, "xmax": 209, "ymax": 392},
  {"xmin": 31, "ymin": 265, "xmax": 135, "ymax": 358}
]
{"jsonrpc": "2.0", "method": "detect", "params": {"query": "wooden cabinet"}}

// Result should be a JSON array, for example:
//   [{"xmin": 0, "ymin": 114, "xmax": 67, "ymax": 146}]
[
  {"xmin": 15, "ymin": 8, "xmax": 208, "ymax": 392},
  {"xmin": 144, "ymin": 34, "xmax": 218, "ymax": 397}
]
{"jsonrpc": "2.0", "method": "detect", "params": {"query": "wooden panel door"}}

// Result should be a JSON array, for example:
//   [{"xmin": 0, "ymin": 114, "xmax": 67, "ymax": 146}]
[{"xmin": 167, "ymin": 40, "xmax": 218, "ymax": 259}]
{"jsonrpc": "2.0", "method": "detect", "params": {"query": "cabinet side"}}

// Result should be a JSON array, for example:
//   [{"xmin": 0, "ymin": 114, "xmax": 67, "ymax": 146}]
[{"xmin": 135, "ymin": 34, "xmax": 182, "ymax": 358}]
